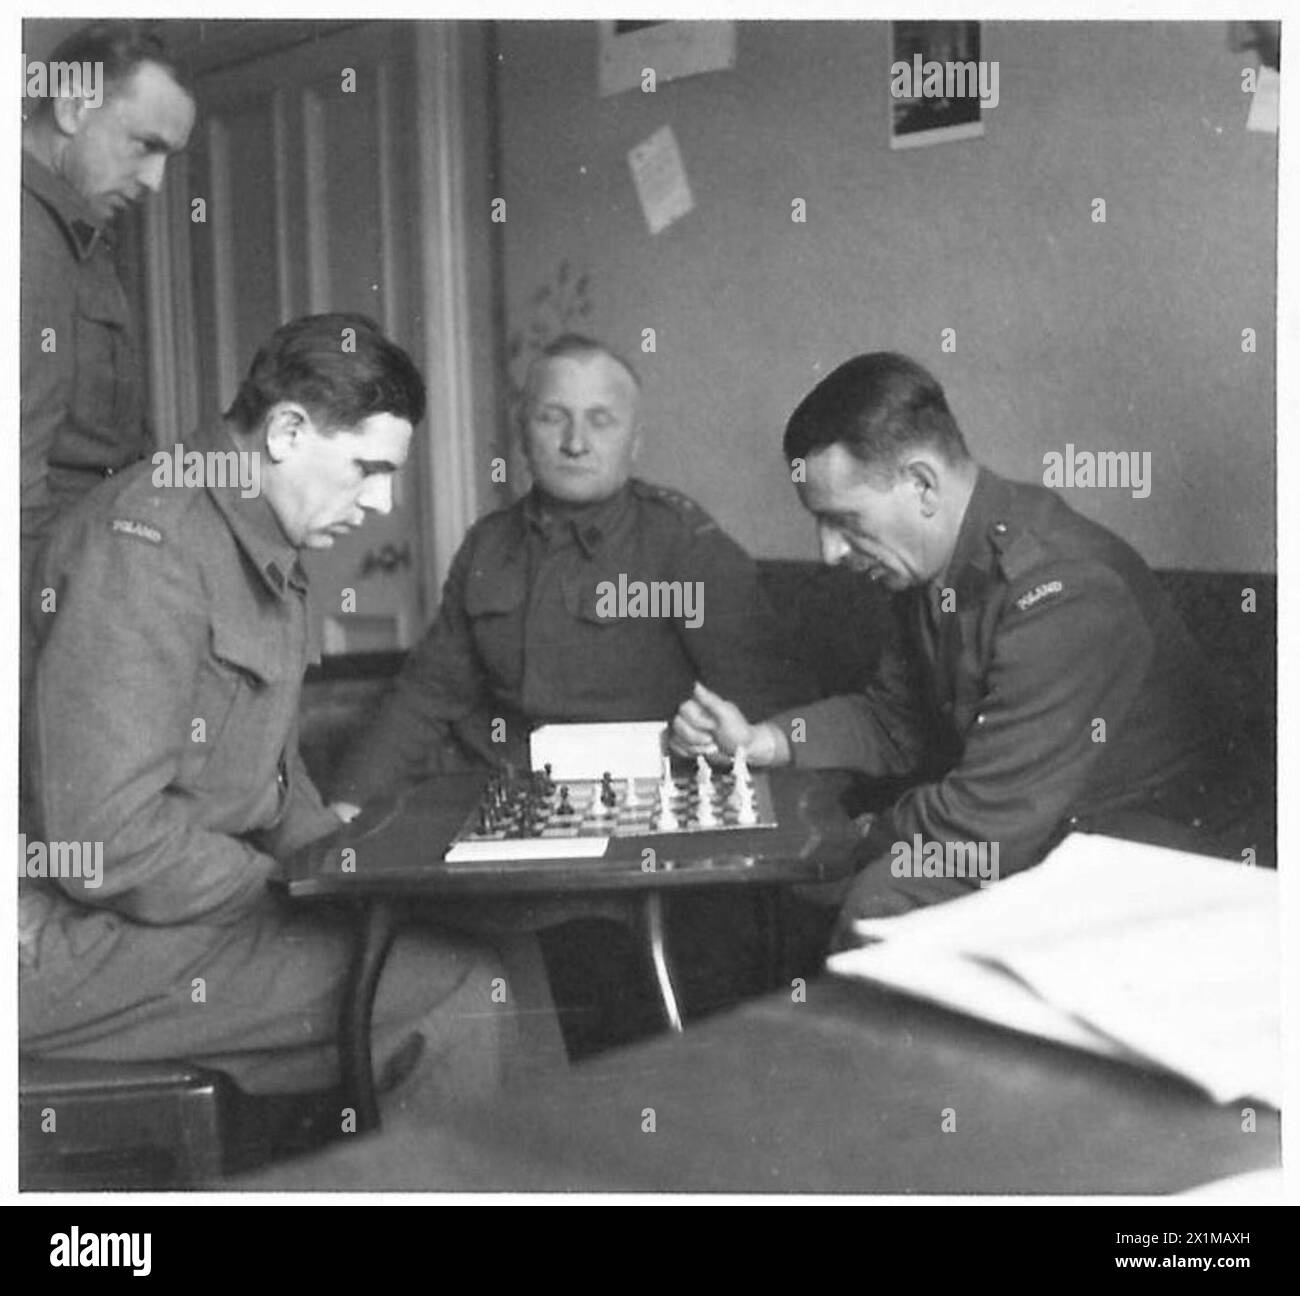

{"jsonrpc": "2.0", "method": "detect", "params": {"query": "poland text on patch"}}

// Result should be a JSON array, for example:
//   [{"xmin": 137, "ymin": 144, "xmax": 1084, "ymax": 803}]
[
  {"xmin": 110, "ymin": 518, "xmax": 162, "ymax": 545},
  {"xmin": 1016, "ymin": 579, "xmax": 1062, "ymax": 611}
]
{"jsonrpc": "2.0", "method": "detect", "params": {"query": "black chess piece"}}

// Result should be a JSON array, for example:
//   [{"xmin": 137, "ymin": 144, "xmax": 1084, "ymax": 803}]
[
  {"xmin": 557, "ymin": 785, "xmax": 575, "ymax": 816},
  {"xmin": 600, "ymin": 771, "xmax": 617, "ymax": 809}
]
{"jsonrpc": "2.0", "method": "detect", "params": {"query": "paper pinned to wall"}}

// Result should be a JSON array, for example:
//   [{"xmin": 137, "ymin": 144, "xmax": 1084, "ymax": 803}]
[
  {"xmin": 1246, "ymin": 66, "xmax": 1279, "ymax": 134},
  {"xmin": 628, "ymin": 125, "xmax": 695, "ymax": 236},
  {"xmin": 599, "ymin": 20, "xmax": 736, "ymax": 98}
]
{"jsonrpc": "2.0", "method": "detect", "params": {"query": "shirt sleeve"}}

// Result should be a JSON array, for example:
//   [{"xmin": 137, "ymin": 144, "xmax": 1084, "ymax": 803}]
[
  {"xmin": 331, "ymin": 534, "xmax": 488, "ymax": 804},
  {"xmin": 766, "ymin": 604, "xmax": 931, "ymax": 772},
  {"xmin": 857, "ymin": 561, "xmax": 1154, "ymax": 882},
  {"xmin": 31, "ymin": 518, "xmax": 277, "ymax": 925},
  {"xmin": 260, "ymin": 743, "xmax": 343, "ymax": 858},
  {"xmin": 671, "ymin": 518, "xmax": 809, "ymax": 717}
]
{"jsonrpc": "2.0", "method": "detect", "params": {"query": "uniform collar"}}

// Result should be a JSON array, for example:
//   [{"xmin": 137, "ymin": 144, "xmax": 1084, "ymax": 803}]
[
  {"xmin": 22, "ymin": 150, "xmax": 112, "ymax": 261},
  {"xmin": 930, "ymin": 466, "xmax": 1010, "ymax": 603},
  {"xmin": 522, "ymin": 482, "xmax": 634, "ymax": 557},
  {"xmin": 201, "ymin": 429, "xmax": 306, "ymax": 600}
]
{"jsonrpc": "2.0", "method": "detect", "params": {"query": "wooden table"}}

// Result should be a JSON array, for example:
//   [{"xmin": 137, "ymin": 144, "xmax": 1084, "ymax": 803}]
[
  {"xmin": 280, "ymin": 768, "xmax": 865, "ymax": 1130},
  {"xmin": 233, "ymin": 975, "xmax": 1281, "ymax": 1194}
]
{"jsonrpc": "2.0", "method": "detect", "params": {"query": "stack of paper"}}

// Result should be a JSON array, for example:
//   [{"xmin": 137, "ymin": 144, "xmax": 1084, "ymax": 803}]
[{"xmin": 826, "ymin": 834, "xmax": 1280, "ymax": 1106}]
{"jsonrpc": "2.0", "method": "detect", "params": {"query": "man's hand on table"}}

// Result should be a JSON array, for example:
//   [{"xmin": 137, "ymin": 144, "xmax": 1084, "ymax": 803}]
[{"xmin": 670, "ymin": 681, "xmax": 791, "ymax": 766}]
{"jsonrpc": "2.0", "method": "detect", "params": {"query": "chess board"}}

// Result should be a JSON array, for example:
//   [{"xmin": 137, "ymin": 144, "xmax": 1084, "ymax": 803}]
[{"xmin": 443, "ymin": 769, "xmax": 778, "ymax": 864}]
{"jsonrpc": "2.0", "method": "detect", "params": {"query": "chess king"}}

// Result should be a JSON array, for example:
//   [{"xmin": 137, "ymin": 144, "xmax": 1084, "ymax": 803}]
[{"xmin": 330, "ymin": 333, "xmax": 803, "ymax": 817}]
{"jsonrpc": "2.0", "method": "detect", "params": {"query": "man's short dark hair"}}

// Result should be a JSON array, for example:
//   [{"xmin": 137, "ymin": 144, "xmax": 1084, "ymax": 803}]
[
  {"xmin": 225, "ymin": 313, "xmax": 426, "ymax": 435},
  {"xmin": 31, "ymin": 21, "xmax": 191, "ymax": 116},
  {"xmin": 783, "ymin": 352, "xmax": 970, "ymax": 476}
]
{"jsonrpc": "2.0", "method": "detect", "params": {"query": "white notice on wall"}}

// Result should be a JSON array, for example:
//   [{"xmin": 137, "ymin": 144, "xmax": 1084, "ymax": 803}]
[{"xmin": 628, "ymin": 126, "xmax": 694, "ymax": 236}]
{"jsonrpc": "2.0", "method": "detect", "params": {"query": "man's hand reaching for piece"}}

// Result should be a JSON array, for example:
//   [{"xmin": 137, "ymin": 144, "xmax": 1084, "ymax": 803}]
[{"xmin": 669, "ymin": 681, "xmax": 790, "ymax": 766}]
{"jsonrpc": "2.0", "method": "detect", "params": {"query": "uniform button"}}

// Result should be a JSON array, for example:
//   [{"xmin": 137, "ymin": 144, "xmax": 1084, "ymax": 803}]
[
  {"xmin": 974, "ymin": 713, "xmax": 986, "ymax": 725},
  {"xmin": 993, "ymin": 521, "xmax": 1008, "ymax": 534},
  {"xmin": 1067, "ymin": 815, "xmax": 1079, "ymax": 827}
]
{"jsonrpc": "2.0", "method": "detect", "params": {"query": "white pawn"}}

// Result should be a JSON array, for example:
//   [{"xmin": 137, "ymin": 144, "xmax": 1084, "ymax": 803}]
[
  {"xmin": 729, "ymin": 746, "xmax": 750, "ymax": 809},
  {"xmin": 733, "ymin": 746, "xmax": 758, "ymax": 826},
  {"xmin": 695, "ymin": 754, "xmax": 714, "ymax": 792},
  {"xmin": 694, "ymin": 755, "xmax": 717, "ymax": 826}
]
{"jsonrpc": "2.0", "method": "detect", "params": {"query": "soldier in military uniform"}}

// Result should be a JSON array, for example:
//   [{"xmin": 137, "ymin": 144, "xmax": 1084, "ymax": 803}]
[
  {"xmin": 331, "ymin": 334, "xmax": 802, "ymax": 811},
  {"xmin": 673, "ymin": 352, "xmax": 1250, "ymax": 937},
  {"xmin": 330, "ymin": 334, "xmax": 805, "ymax": 1047},
  {"xmin": 22, "ymin": 314, "xmax": 520, "ymax": 1110},
  {"xmin": 21, "ymin": 22, "xmax": 195, "ymax": 623}
]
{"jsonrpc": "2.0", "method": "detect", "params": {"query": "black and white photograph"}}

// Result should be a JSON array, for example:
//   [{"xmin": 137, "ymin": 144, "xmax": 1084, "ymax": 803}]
[
  {"xmin": 889, "ymin": 19, "xmax": 987, "ymax": 149},
  {"xmin": 8, "ymin": 3, "xmax": 1292, "ymax": 1227}
]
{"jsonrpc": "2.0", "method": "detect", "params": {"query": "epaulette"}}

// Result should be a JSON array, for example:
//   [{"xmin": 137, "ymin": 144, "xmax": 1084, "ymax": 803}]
[
  {"xmin": 987, "ymin": 516, "xmax": 1050, "ymax": 584},
  {"xmin": 631, "ymin": 479, "xmax": 717, "ymax": 532}
]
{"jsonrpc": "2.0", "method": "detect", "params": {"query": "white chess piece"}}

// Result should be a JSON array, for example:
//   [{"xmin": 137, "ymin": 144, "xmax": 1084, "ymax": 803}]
[
  {"xmin": 733, "ymin": 746, "xmax": 758, "ymax": 825},
  {"xmin": 694, "ymin": 754, "xmax": 718, "ymax": 826},
  {"xmin": 729, "ymin": 746, "xmax": 750, "ymax": 810}
]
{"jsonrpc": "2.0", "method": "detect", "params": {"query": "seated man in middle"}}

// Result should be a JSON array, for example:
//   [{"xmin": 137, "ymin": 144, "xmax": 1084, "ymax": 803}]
[{"xmin": 332, "ymin": 333, "xmax": 802, "ymax": 814}]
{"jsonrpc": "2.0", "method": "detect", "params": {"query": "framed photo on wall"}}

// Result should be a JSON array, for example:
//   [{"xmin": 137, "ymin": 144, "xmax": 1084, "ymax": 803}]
[{"xmin": 890, "ymin": 20, "xmax": 987, "ymax": 150}]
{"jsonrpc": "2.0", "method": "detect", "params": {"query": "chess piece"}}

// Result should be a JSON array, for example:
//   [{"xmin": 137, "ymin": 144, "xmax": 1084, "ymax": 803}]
[
  {"xmin": 695, "ymin": 754, "xmax": 714, "ymax": 793},
  {"xmin": 600, "ymin": 771, "xmax": 617, "ymax": 809},
  {"xmin": 659, "ymin": 754, "xmax": 676, "ymax": 804},
  {"xmin": 733, "ymin": 746, "xmax": 758, "ymax": 826},
  {"xmin": 557, "ymin": 785, "xmax": 575, "ymax": 816}
]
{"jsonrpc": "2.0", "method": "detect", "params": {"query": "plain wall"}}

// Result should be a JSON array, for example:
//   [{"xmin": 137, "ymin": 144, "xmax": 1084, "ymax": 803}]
[{"xmin": 493, "ymin": 20, "xmax": 1276, "ymax": 572}]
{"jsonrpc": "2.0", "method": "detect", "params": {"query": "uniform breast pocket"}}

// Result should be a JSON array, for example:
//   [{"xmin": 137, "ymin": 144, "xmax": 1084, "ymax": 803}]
[
  {"xmin": 558, "ymin": 570, "xmax": 684, "ymax": 709},
  {"xmin": 68, "ymin": 276, "xmax": 138, "ymax": 456},
  {"xmin": 182, "ymin": 625, "xmax": 295, "ymax": 810},
  {"xmin": 464, "ymin": 564, "xmax": 526, "ymax": 687}
]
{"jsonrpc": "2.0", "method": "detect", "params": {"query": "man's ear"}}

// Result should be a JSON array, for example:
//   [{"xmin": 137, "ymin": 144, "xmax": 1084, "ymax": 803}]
[
  {"xmin": 51, "ymin": 95, "xmax": 94, "ymax": 137},
  {"xmin": 262, "ymin": 402, "xmax": 311, "ymax": 464},
  {"xmin": 906, "ymin": 456, "xmax": 943, "ymax": 517}
]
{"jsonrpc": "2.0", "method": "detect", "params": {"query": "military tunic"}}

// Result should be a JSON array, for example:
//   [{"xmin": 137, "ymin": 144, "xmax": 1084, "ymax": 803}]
[
  {"xmin": 335, "ymin": 479, "xmax": 803, "ymax": 803},
  {"xmin": 771, "ymin": 468, "xmax": 1238, "ymax": 915},
  {"xmin": 21, "ymin": 154, "xmax": 150, "ymax": 594},
  {"xmin": 21, "ymin": 458, "xmax": 513, "ymax": 1096}
]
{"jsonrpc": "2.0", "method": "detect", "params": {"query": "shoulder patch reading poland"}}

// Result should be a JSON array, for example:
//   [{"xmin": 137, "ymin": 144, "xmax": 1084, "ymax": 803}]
[
  {"xmin": 110, "ymin": 518, "xmax": 163, "ymax": 545},
  {"xmin": 1015, "ymin": 580, "xmax": 1062, "ymax": 611}
]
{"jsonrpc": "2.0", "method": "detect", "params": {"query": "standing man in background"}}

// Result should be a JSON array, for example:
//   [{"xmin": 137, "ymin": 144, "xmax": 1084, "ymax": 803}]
[{"xmin": 21, "ymin": 21, "xmax": 195, "ymax": 691}]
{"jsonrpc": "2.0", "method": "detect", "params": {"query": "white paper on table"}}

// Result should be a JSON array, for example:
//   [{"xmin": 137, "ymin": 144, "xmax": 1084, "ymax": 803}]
[
  {"xmin": 1246, "ymin": 66, "xmax": 1279, "ymax": 134},
  {"xmin": 827, "ymin": 834, "xmax": 1281, "ymax": 1105},
  {"xmin": 628, "ymin": 126, "xmax": 695, "ymax": 236},
  {"xmin": 529, "ymin": 721, "xmax": 666, "ymax": 782}
]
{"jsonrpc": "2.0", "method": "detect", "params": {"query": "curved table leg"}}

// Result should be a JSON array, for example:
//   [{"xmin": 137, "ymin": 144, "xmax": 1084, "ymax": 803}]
[
  {"xmin": 340, "ymin": 898, "xmax": 397, "ymax": 1134},
  {"xmin": 642, "ymin": 891, "xmax": 684, "ymax": 1033}
]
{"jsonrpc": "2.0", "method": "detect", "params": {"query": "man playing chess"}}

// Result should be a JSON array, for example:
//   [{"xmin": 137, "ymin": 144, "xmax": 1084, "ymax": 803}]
[
  {"xmin": 672, "ymin": 352, "xmax": 1257, "ymax": 939},
  {"xmin": 330, "ymin": 333, "xmax": 803, "ymax": 1043},
  {"xmin": 330, "ymin": 333, "xmax": 800, "ymax": 815}
]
